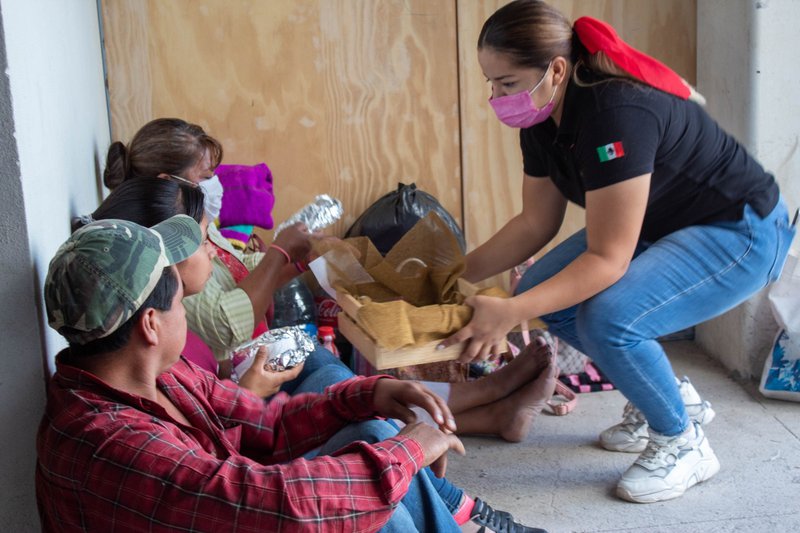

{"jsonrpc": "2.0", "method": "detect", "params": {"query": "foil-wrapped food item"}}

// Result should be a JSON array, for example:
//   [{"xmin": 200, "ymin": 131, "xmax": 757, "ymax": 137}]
[
  {"xmin": 274, "ymin": 194, "xmax": 343, "ymax": 235},
  {"xmin": 230, "ymin": 326, "xmax": 315, "ymax": 382}
]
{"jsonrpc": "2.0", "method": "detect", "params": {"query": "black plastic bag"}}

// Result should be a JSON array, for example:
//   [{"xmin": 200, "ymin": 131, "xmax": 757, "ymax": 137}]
[{"xmin": 345, "ymin": 183, "xmax": 466, "ymax": 255}]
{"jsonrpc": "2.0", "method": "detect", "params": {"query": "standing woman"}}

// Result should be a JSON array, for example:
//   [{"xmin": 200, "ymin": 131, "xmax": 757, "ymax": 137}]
[{"xmin": 440, "ymin": 0, "xmax": 795, "ymax": 503}]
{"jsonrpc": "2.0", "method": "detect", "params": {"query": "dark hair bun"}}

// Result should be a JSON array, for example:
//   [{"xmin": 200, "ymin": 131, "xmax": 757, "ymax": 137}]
[{"xmin": 103, "ymin": 141, "xmax": 129, "ymax": 190}]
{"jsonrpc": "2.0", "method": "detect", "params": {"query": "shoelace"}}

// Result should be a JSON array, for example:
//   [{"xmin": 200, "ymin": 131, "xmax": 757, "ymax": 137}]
[
  {"xmin": 620, "ymin": 389, "xmax": 711, "ymax": 434},
  {"xmin": 471, "ymin": 498, "xmax": 545, "ymax": 533},
  {"xmin": 622, "ymin": 397, "xmax": 710, "ymax": 430},
  {"xmin": 686, "ymin": 399, "xmax": 711, "ymax": 416},
  {"xmin": 636, "ymin": 436, "xmax": 684, "ymax": 469},
  {"xmin": 619, "ymin": 401, "xmax": 647, "ymax": 427}
]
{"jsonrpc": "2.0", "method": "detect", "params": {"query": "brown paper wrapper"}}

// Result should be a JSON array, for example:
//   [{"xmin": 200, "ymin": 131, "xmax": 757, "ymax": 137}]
[{"xmin": 311, "ymin": 213, "xmax": 509, "ymax": 380}]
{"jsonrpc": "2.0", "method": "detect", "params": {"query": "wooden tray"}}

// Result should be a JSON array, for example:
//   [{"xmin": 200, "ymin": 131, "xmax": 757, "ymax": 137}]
[
  {"xmin": 337, "ymin": 312, "xmax": 464, "ymax": 370},
  {"xmin": 335, "ymin": 287, "xmax": 468, "ymax": 370}
]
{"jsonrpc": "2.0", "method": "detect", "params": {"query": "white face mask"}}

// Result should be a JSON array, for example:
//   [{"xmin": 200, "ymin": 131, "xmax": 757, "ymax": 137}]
[{"xmin": 199, "ymin": 174, "xmax": 224, "ymax": 221}]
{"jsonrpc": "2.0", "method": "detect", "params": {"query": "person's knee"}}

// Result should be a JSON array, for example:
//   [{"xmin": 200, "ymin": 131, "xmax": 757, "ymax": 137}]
[
  {"xmin": 318, "ymin": 419, "xmax": 400, "ymax": 456},
  {"xmin": 292, "ymin": 364, "xmax": 354, "ymax": 394},
  {"xmin": 305, "ymin": 345, "xmax": 348, "ymax": 370},
  {"xmin": 515, "ymin": 264, "xmax": 552, "ymax": 295},
  {"xmin": 539, "ymin": 307, "xmax": 574, "ymax": 331},
  {"xmin": 515, "ymin": 230, "xmax": 588, "ymax": 296},
  {"xmin": 575, "ymin": 297, "xmax": 630, "ymax": 351},
  {"xmin": 351, "ymin": 419, "xmax": 398, "ymax": 444},
  {"xmin": 317, "ymin": 364, "xmax": 354, "ymax": 384}
]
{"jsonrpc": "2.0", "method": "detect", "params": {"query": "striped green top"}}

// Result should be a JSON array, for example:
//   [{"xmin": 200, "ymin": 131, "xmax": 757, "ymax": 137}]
[{"xmin": 183, "ymin": 224, "xmax": 263, "ymax": 361}]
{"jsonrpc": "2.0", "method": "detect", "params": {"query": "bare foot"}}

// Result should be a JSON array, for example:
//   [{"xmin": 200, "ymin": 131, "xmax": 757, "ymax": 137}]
[
  {"xmin": 448, "ymin": 336, "xmax": 552, "ymax": 414},
  {"xmin": 454, "ymin": 342, "xmax": 557, "ymax": 442},
  {"xmin": 497, "ymin": 357, "xmax": 557, "ymax": 442}
]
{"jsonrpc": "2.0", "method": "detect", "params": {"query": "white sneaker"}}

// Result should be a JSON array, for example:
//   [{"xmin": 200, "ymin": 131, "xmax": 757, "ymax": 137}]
[
  {"xmin": 616, "ymin": 421, "xmax": 720, "ymax": 503},
  {"xmin": 599, "ymin": 376, "xmax": 716, "ymax": 453}
]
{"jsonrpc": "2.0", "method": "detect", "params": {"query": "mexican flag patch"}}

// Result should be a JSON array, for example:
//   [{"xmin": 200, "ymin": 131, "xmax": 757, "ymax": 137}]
[{"xmin": 596, "ymin": 141, "xmax": 625, "ymax": 162}]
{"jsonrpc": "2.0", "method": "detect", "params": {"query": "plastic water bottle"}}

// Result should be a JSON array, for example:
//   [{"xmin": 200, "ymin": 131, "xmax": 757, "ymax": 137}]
[
  {"xmin": 318, "ymin": 326, "xmax": 339, "ymax": 357},
  {"xmin": 271, "ymin": 277, "xmax": 317, "ymax": 338}
]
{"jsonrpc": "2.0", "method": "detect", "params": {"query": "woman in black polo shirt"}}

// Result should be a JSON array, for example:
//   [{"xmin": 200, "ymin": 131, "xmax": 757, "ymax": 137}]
[{"xmin": 440, "ymin": 0, "xmax": 795, "ymax": 503}]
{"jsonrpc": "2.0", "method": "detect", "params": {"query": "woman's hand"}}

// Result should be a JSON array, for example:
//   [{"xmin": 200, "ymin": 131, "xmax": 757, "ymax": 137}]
[
  {"xmin": 437, "ymin": 294, "xmax": 521, "ymax": 364},
  {"xmin": 237, "ymin": 346, "xmax": 304, "ymax": 397},
  {"xmin": 272, "ymin": 223, "xmax": 314, "ymax": 263},
  {"xmin": 372, "ymin": 379, "xmax": 457, "ymax": 434}
]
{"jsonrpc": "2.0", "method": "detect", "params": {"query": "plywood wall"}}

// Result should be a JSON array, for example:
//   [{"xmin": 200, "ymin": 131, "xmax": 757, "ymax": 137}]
[
  {"xmin": 102, "ymin": 0, "xmax": 696, "ymax": 288},
  {"xmin": 101, "ymin": 0, "xmax": 461, "ymax": 237}
]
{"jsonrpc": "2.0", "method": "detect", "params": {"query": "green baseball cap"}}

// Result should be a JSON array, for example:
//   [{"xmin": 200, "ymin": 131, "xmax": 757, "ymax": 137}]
[{"xmin": 44, "ymin": 215, "xmax": 202, "ymax": 344}]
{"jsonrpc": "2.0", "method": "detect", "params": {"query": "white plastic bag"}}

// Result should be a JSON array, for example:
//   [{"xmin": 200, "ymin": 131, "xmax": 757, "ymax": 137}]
[
  {"xmin": 760, "ymin": 252, "xmax": 800, "ymax": 401},
  {"xmin": 767, "ymin": 252, "xmax": 800, "ymax": 334}
]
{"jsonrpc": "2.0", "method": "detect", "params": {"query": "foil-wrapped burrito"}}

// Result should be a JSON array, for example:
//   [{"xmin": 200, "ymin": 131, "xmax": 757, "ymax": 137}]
[
  {"xmin": 274, "ymin": 194, "xmax": 343, "ymax": 236},
  {"xmin": 230, "ymin": 326, "xmax": 315, "ymax": 382}
]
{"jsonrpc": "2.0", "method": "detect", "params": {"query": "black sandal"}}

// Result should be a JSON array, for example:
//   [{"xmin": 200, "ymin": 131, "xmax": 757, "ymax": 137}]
[{"xmin": 470, "ymin": 498, "xmax": 548, "ymax": 533}]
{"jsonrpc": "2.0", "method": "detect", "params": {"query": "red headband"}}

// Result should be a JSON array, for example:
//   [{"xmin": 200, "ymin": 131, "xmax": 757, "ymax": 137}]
[{"xmin": 573, "ymin": 16, "xmax": 690, "ymax": 100}]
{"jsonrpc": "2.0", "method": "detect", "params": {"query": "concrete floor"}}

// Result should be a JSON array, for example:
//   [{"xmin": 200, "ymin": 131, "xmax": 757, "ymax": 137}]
[{"xmin": 445, "ymin": 340, "xmax": 800, "ymax": 533}]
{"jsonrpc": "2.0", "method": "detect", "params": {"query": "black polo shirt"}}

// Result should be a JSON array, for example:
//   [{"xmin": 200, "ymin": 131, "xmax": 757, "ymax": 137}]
[{"xmin": 520, "ymin": 73, "xmax": 779, "ymax": 242}]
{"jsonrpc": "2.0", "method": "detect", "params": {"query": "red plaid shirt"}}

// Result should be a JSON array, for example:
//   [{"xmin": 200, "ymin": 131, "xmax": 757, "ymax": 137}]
[{"xmin": 36, "ymin": 355, "xmax": 424, "ymax": 532}]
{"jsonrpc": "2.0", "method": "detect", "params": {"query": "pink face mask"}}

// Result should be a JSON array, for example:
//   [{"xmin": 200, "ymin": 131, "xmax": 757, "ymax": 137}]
[{"xmin": 489, "ymin": 62, "xmax": 557, "ymax": 129}]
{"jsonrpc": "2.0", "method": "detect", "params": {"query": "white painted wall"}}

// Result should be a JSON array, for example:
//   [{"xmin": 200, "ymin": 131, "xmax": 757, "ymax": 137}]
[
  {"xmin": 5, "ymin": 0, "xmax": 111, "ymax": 368},
  {"xmin": 0, "ymin": 0, "xmax": 109, "ymax": 529},
  {"xmin": 695, "ymin": 0, "xmax": 800, "ymax": 379},
  {"xmin": 697, "ymin": 0, "xmax": 799, "ymax": 223},
  {"xmin": 749, "ymin": 1, "xmax": 800, "ymax": 218}
]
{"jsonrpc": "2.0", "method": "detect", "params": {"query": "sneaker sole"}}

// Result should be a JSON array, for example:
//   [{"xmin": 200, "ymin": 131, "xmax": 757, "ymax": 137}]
[
  {"xmin": 600, "ymin": 438, "xmax": 648, "ymax": 453},
  {"xmin": 615, "ymin": 454, "xmax": 721, "ymax": 503}
]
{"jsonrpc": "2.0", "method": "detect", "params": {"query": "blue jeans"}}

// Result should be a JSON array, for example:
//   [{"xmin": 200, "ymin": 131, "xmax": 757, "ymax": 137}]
[
  {"xmin": 282, "ymin": 345, "xmax": 466, "ymax": 514},
  {"xmin": 282, "ymin": 345, "xmax": 353, "ymax": 395},
  {"xmin": 517, "ymin": 200, "xmax": 795, "ymax": 436},
  {"xmin": 319, "ymin": 420, "xmax": 460, "ymax": 532}
]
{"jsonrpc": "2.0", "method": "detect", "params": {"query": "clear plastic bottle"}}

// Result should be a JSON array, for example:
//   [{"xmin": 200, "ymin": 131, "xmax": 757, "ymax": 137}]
[
  {"xmin": 318, "ymin": 326, "xmax": 339, "ymax": 357},
  {"xmin": 271, "ymin": 277, "xmax": 318, "ymax": 338}
]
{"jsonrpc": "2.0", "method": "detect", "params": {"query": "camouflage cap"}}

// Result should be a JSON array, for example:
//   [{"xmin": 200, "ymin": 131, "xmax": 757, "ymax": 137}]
[{"xmin": 44, "ymin": 215, "xmax": 202, "ymax": 344}]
